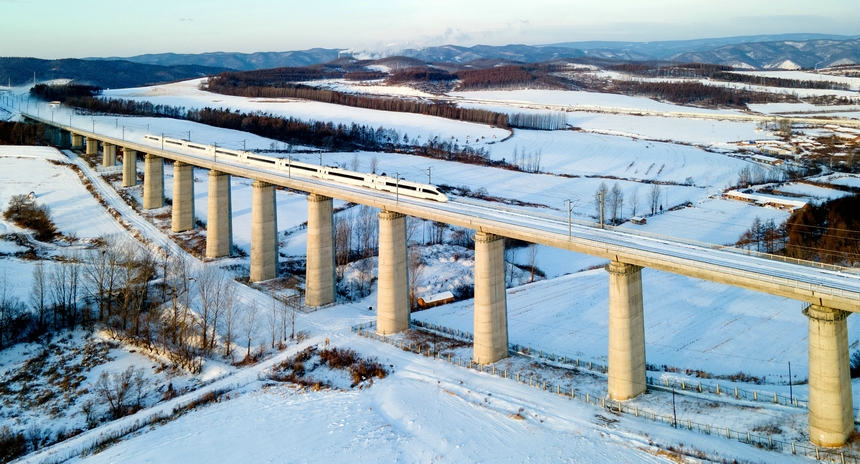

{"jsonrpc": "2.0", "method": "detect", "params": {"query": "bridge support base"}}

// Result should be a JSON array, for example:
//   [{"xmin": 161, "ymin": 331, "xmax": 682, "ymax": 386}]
[
  {"xmin": 377, "ymin": 210, "xmax": 409, "ymax": 334},
  {"xmin": 86, "ymin": 137, "xmax": 98, "ymax": 156},
  {"xmin": 473, "ymin": 231, "xmax": 508, "ymax": 364},
  {"xmin": 306, "ymin": 194, "xmax": 335, "ymax": 306},
  {"xmin": 71, "ymin": 133, "xmax": 84, "ymax": 150},
  {"xmin": 806, "ymin": 305, "xmax": 854, "ymax": 447},
  {"xmin": 250, "ymin": 181, "xmax": 278, "ymax": 282},
  {"xmin": 102, "ymin": 142, "xmax": 116, "ymax": 167},
  {"xmin": 606, "ymin": 261, "xmax": 646, "ymax": 401},
  {"xmin": 122, "ymin": 149, "xmax": 137, "ymax": 187},
  {"xmin": 172, "ymin": 161, "xmax": 195, "ymax": 232},
  {"xmin": 206, "ymin": 171, "xmax": 233, "ymax": 258},
  {"xmin": 142, "ymin": 154, "xmax": 163, "ymax": 210}
]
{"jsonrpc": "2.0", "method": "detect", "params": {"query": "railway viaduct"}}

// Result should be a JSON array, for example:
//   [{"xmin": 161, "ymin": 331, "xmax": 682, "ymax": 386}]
[{"xmin": 27, "ymin": 114, "xmax": 860, "ymax": 448}]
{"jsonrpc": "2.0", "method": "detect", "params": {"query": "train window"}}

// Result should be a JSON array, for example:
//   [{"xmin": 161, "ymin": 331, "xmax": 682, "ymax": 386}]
[
  {"xmin": 399, "ymin": 184, "xmax": 417, "ymax": 191},
  {"xmin": 188, "ymin": 144, "xmax": 206, "ymax": 150},
  {"xmin": 291, "ymin": 164, "xmax": 317, "ymax": 172},
  {"xmin": 248, "ymin": 156, "xmax": 276, "ymax": 164},
  {"xmin": 166, "ymin": 140, "xmax": 182, "ymax": 145},
  {"xmin": 215, "ymin": 150, "xmax": 237, "ymax": 157},
  {"xmin": 329, "ymin": 171, "xmax": 364, "ymax": 181}
]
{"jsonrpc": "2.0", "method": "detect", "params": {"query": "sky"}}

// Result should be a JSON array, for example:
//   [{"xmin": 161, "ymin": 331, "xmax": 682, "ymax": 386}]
[{"xmin": 1, "ymin": 0, "xmax": 859, "ymax": 59}]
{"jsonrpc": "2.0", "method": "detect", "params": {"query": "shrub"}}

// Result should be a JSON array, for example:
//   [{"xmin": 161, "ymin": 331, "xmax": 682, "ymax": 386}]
[
  {"xmin": 0, "ymin": 426, "xmax": 27, "ymax": 463},
  {"xmin": 3, "ymin": 194, "xmax": 57, "ymax": 241}
]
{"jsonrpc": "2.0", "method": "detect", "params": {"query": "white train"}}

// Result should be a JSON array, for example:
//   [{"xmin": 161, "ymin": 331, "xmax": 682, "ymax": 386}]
[{"xmin": 143, "ymin": 134, "xmax": 448, "ymax": 202}]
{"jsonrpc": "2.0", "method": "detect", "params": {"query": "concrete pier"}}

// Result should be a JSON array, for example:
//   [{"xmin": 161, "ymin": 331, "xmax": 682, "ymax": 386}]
[
  {"xmin": 473, "ymin": 231, "xmax": 509, "ymax": 364},
  {"xmin": 805, "ymin": 305, "xmax": 854, "ymax": 447},
  {"xmin": 306, "ymin": 194, "xmax": 335, "ymax": 306},
  {"xmin": 71, "ymin": 133, "xmax": 84, "ymax": 150},
  {"xmin": 122, "ymin": 149, "xmax": 137, "ymax": 187},
  {"xmin": 377, "ymin": 210, "xmax": 409, "ymax": 334},
  {"xmin": 58, "ymin": 130, "xmax": 71, "ymax": 149},
  {"xmin": 250, "ymin": 181, "xmax": 278, "ymax": 282},
  {"xmin": 606, "ymin": 261, "xmax": 646, "ymax": 401},
  {"xmin": 142, "ymin": 154, "xmax": 164, "ymax": 210},
  {"xmin": 102, "ymin": 142, "xmax": 116, "ymax": 167},
  {"xmin": 172, "ymin": 161, "xmax": 195, "ymax": 232},
  {"xmin": 206, "ymin": 171, "xmax": 233, "ymax": 258},
  {"xmin": 85, "ymin": 137, "xmax": 98, "ymax": 156}
]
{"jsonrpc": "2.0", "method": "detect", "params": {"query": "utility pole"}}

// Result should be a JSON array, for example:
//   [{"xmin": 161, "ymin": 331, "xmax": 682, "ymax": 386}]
[
  {"xmin": 395, "ymin": 173, "xmax": 400, "ymax": 203},
  {"xmin": 672, "ymin": 389, "xmax": 677, "ymax": 428},
  {"xmin": 564, "ymin": 199, "xmax": 574, "ymax": 236},
  {"xmin": 426, "ymin": 166, "xmax": 433, "ymax": 184},
  {"xmin": 788, "ymin": 362, "xmax": 793, "ymax": 404},
  {"xmin": 598, "ymin": 190, "xmax": 605, "ymax": 228}
]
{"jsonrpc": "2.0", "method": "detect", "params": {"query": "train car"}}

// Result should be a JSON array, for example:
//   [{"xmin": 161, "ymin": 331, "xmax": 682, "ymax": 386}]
[{"xmin": 142, "ymin": 134, "xmax": 448, "ymax": 202}]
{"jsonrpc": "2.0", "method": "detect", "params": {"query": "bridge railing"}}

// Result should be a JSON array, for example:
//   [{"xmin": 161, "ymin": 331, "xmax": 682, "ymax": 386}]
[{"xmin": 454, "ymin": 197, "xmax": 860, "ymax": 275}]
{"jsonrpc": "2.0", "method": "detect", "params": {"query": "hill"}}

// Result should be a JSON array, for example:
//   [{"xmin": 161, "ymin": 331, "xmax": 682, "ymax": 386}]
[{"xmin": 0, "ymin": 58, "xmax": 228, "ymax": 88}]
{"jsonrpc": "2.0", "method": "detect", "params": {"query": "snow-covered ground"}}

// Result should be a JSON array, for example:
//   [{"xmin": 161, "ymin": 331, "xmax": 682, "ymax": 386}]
[
  {"xmin": 101, "ymin": 79, "xmax": 510, "ymax": 147},
  {"xmin": 460, "ymin": 101, "xmax": 776, "ymax": 145},
  {"xmin": 450, "ymin": 89, "xmax": 743, "ymax": 115},
  {"xmin": 729, "ymin": 70, "xmax": 860, "ymax": 91}
]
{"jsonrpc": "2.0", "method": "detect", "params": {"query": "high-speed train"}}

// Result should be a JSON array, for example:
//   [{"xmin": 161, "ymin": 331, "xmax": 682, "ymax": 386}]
[{"xmin": 143, "ymin": 134, "xmax": 448, "ymax": 202}]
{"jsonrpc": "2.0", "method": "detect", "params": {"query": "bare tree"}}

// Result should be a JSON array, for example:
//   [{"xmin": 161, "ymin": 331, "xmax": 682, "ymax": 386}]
[
  {"xmin": 95, "ymin": 366, "xmax": 142, "ymax": 419},
  {"xmin": 334, "ymin": 210, "xmax": 354, "ymax": 280},
  {"xmin": 30, "ymin": 262, "xmax": 49, "ymax": 331},
  {"xmin": 369, "ymin": 156, "xmax": 379, "ymax": 174},
  {"xmin": 594, "ymin": 182, "xmax": 608, "ymax": 226},
  {"xmin": 267, "ymin": 294, "xmax": 278, "ymax": 349},
  {"xmin": 608, "ymin": 182, "xmax": 624, "ymax": 225},
  {"xmin": 527, "ymin": 243, "xmax": 538, "ymax": 283},
  {"xmin": 195, "ymin": 267, "xmax": 230, "ymax": 353},
  {"xmin": 243, "ymin": 301, "xmax": 260, "ymax": 361},
  {"xmin": 221, "ymin": 287, "xmax": 239, "ymax": 360},
  {"xmin": 629, "ymin": 189, "xmax": 640, "ymax": 218},
  {"xmin": 648, "ymin": 183, "xmax": 662, "ymax": 215},
  {"xmin": 407, "ymin": 247, "xmax": 426, "ymax": 310},
  {"xmin": 350, "ymin": 154, "xmax": 360, "ymax": 171}
]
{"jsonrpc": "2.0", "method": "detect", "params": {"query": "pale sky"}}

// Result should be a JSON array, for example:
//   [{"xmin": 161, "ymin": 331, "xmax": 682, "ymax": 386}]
[{"xmin": 2, "ymin": 0, "xmax": 858, "ymax": 59}]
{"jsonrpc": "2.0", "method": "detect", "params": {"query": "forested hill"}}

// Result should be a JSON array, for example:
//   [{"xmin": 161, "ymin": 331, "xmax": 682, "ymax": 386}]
[{"xmin": 0, "ymin": 58, "xmax": 229, "ymax": 89}]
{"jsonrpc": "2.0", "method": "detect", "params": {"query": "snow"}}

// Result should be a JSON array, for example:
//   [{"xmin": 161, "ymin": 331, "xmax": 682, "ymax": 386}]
[
  {"xmin": 810, "ymin": 173, "xmax": 860, "ymax": 189},
  {"xmin": 772, "ymin": 182, "xmax": 852, "ymax": 202},
  {"xmin": 462, "ymin": 102, "xmax": 776, "ymax": 144},
  {"xmin": 617, "ymin": 198, "xmax": 789, "ymax": 245},
  {"xmin": 299, "ymin": 78, "xmax": 436, "ymax": 98},
  {"xmin": 450, "ymin": 89, "xmax": 743, "ymax": 115},
  {"xmin": 0, "ymin": 147, "xmax": 127, "ymax": 240},
  {"xmin": 729, "ymin": 70, "xmax": 860, "ymax": 91},
  {"xmin": 102, "ymin": 79, "xmax": 509, "ymax": 147},
  {"xmin": 747, "ymin": 102, "xmax": 860, "ymax": 115}
]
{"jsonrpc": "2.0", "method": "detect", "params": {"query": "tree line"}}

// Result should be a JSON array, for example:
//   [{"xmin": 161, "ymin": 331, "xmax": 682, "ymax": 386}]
[
  {"xmin": 206, "ymin": 76, "xmax": 509, "ymax": 127},
  {"xmin": 610, "ymin": 80, "xmax": 798, "ymax": 108}
]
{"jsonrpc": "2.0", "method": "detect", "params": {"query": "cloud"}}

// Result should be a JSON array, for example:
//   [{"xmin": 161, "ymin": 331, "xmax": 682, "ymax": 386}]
[{"xmin": 179, "ymin": 18, "xmax": 194, "ymax": 22}]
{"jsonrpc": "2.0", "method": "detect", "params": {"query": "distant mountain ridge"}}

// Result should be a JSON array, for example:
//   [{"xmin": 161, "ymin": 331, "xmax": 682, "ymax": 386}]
[
  {"xmin": 86, "ymin": 34, "xmax": 860, "ymax": 71},
  {"xmin": 0, "ymin": 58, "xmax": 228, "ymax": 88},
  {"xmin": 91, "ymin": 48, "xmax": 342, "ymax": 72}
]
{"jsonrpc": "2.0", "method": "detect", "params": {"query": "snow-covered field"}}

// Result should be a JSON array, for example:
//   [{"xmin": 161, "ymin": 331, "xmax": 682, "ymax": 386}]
[
  {"xmin": 461, "ymin": 101, "xmax": 776, "ymax": 144},
  {"xmin": 102, "ymin": 79, "xmax": 510, "ymax": 147},
  {"xmin": 450, "ymin": 89, "xmax": 742, "ymax": 115},
  {"xmin": 729, "ymin": 70, "xmax": 860, "ymax": 91}
]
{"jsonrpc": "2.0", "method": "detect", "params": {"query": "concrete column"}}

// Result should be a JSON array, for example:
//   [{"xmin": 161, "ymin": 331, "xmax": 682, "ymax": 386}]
[
  {"xmin": 85, "ymin": 137, "xmax": 98, "ymax": 156},
  {"xmin": 377, "ymin": 210, "xmax": 409, "ymax": 334},
  {"xmin": 206, "ymin": 171, "xmax": 233, "ymax": 258},
  {"xmin": 250, "ymin": 181, "xmax": 278, "ymax": 282},
  {"xmin": 58, "ymin": 130, "xmax": 71, "ymax": 149},
  {"xmin": 122, "ymin": 149, "xmax": 137, "ymax": 187},
  {"xmin": 473, "ymin": 231, "xmax": 509, "ymax": 364},
  {"xmin": 71, "ymin": 133, "xmax": 84, "ymax": 150},
  {"xmin": 102, "ymin": 142, "xmax": 116, "ymax": 167},
  {"xmin": 805, "ymin": 305, "xmax": 854, "ymax": 447},
  {"xmin": 606, "ymin": 261, "xmax": 646, "ymax": 401},
  {"xmin": 142, "ymin": 153, "xmax": 164, "ymax": 210},
  {"xmin": 306, "ymin": 194, "xmax": 335, "ymax": 306},
  {"xmin": 172, "ymin": 161, "xmax": 195, "ymax": 232}
]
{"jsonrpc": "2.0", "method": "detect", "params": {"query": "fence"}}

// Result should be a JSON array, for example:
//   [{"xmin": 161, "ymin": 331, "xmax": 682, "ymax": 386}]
[
  {"xmin": 353, "ymin": 320, "xmax": 860, "ymax": 463},
  {"xmin": 410, "ymin": 320, "xmax": 812, "ymax": 412}
]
